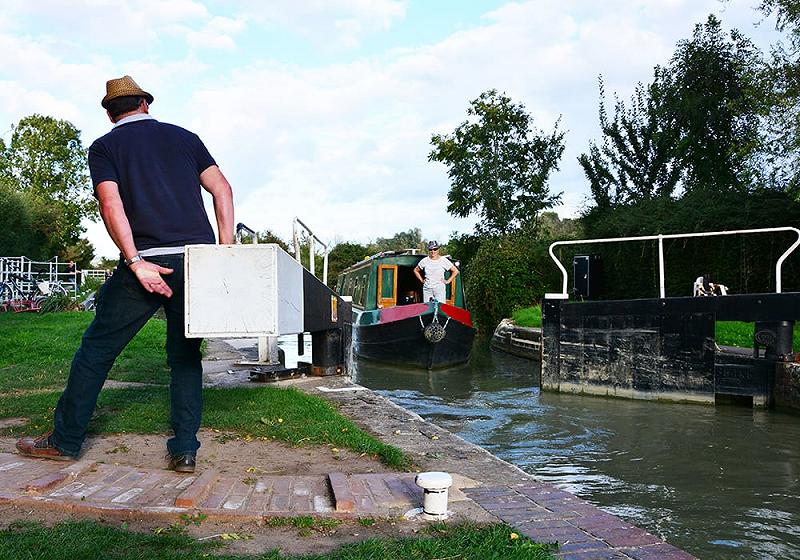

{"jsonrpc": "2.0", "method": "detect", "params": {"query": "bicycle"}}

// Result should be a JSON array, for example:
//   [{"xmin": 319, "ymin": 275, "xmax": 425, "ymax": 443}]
[{"xmin": 0, "ymin": 273, "xmax": 69, "ymax": 312}]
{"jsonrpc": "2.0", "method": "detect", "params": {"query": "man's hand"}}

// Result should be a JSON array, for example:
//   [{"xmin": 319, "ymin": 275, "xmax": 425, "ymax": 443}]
[{"xmin": 130, "ymin": 260, "xmax": 174, "ymax": 297}]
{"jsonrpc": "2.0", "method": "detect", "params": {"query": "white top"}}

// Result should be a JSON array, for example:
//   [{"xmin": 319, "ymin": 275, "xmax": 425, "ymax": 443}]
[
  {"xmin": 415, "ymin": 471, "xmax": 453, "ymax": 489},
  {"xmin": 417, "ymin": 256, "xmax": 454, "ymax": 289}
]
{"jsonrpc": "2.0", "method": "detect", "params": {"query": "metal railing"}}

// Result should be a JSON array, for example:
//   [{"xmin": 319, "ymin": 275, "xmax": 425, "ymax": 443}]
[
  {"xmin": 545, "ymin": 226, "xmax": 800, "ymax": 300},
  {"xmin": 0, "ymin": 256, "xmax": 111, "ymax": 301},
  {"xmin": 292, "ymin": 217, "xmax": 329, "ymax": 285}
]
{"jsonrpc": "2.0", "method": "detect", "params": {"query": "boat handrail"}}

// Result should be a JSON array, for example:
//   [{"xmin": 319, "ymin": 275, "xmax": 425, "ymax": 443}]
[
  {"xmin": 544, "ymin": 226, "xmax": 800, "ymax": 300},
  {"xmin": 292, "ymin": 217, "xmax": 329, "ymax": 285}
]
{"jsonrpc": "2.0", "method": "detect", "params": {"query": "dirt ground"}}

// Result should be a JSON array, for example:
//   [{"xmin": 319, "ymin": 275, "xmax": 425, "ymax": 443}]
[
  {"xmin": 0, "ymin": 430, "xmax": 396, "ymax": 477},
  {"xmin": 0, "ymin": 430, "xmax": 429, "ymax": 556}
]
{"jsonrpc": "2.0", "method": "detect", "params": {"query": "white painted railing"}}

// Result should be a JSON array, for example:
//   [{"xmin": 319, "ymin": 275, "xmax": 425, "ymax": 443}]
[
  {"xmin": 292, "ymin": 217, "xmax": 329, "ymax": 285},
  {"xmin": 0, "ymin": 256, "xmax": 111, "ymax": 300},
  {"xmin": 545, "ymin": 226, "xmax": 800, "ymax": 300}
]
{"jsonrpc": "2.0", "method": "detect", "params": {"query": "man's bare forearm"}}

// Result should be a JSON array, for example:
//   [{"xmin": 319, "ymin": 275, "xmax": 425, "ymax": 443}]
[
  {"xmin": 97, "ymin": 182, "xmax": 139, "ymax": 261},
  {"xmin": 200, "ymin": 165, "xmax": 235, "ymax": 244}
]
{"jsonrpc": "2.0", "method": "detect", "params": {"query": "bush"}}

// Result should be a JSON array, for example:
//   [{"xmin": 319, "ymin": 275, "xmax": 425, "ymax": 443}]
[
  {"xmin": 38, "ymin": 293, "xmax": 79, "ymax": 313},
  {"xmin": 464, "ymin": 229, "xmax": 559, "ymax": 332}
]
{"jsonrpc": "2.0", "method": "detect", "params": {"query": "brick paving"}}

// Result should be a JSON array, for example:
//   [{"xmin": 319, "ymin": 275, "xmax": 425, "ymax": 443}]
[
  {"xmin": 465, "ymin": 484, "xmax": 696, "ymax": 559},
  {"xmin": 0, "ymin": 452, "xmax": 422, "ymax": 521},
  {"xmin": 0, "ymin": 449, "xmax": 696, "ymax": 557}
]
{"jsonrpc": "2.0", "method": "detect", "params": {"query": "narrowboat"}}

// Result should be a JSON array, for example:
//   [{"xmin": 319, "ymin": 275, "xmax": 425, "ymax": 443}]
[{"xmin": 336, "ymin": 250, "xmax": 476, "ymax": 369}]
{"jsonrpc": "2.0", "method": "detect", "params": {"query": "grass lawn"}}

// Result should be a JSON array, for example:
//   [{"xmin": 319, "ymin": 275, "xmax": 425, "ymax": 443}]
[
  {"xmin": 0, "ymin": 520, "xmax": 557, "ymax": 560},
  {"xmin": 0, "ymin": 312, "xmax": 407, "ymax": 468},
  {"xmin": 0, "ymin": 385, "xmax": 407, "ymax": 468},
  {"xmin": 511, "ymin": 306, "xmax": 542, "ymax": 328},
  {"xmin": 716, "ymin": 321, "xmax": 800, "ymax": 349},
  {"xmin": 0, "ymin": 312, "xmax": 170, "ymax": 391}
]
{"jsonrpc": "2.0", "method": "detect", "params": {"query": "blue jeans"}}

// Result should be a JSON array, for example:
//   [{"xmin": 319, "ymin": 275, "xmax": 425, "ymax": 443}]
[{"xmin": 52, "ymin": 254, "xmax": 203, "ymax": 457}]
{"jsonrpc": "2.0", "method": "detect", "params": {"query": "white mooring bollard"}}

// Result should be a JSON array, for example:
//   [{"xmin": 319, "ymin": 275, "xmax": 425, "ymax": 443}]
[{"xmin": 415, "ymin": 471, "xmax": 453, "ymax": 519}]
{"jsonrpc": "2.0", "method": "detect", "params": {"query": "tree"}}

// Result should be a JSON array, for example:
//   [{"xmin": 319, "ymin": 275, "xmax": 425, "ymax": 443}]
[
  {"xmin": 62, "ymin": 238, "xmax": 96, "ymax": 269},
  {"xmin": 537, "ymin": 211, "xmax": 583, "ymax": 240},
  {"xmin": 372, "ymin": 228, "xmax": 425, "ymax": 252},
  {"xmin": 429, "ymin": 90, "xmax": 565, "ymax": 236},
  {"xmin": 237, "ymin": 229, "xmax": 289, "ymax": 251},
  {"xmin": 464, "ymin": 225, "xmax": 562, "ymax": 331},
  {"xmin": 578, "ymin": 75, "xmax": 683, "ymax": 207},
  {"xmin": 752, "ymin": 0, "xmax": 800, "ymax": 195},
  {"xmin": 327, "ymin": 241, "xmax": 371, "ymax": 288},
  {"xmin": 664, "ymin": 15, "xmax": 767, "ymax": 193},
  {"xmin": 758, "ymin": 1, "xmax": 800, "ymax": 46},
  {"xmin": 0, "ymin": 178, "xmax": 38, "ymax": 256},
  {"xmin": 0, "ymin": 114, "xmax": 96, "ymax": 257},
  {"xmin": 581, "ymin": 16, "xmax": 767, "ymax": 209}
]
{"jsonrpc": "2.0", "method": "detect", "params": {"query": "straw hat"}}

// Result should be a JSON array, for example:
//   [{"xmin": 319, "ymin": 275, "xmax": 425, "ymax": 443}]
[{"xmin": 101, "ymin": 75, "xmax": 154, "ymax": 109}]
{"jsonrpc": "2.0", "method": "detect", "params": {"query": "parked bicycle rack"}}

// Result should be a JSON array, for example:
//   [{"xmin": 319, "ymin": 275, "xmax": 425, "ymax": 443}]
[{"xmin": 0, "ymin": 255, "xmax": 111, "ymax": 304}]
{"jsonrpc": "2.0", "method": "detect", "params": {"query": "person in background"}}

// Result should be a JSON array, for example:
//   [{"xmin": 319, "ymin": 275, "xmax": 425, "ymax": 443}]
[
  {"xmin": 16, "ymin": 75, "xmax": 234, "ymax": 474},
  {"xmin": 66, "ymin": 261, "xmax": 81, "ymax": 290},
  {"xmin": 414, "ymin": 241, "xmax": 459, "ymax": 303}
]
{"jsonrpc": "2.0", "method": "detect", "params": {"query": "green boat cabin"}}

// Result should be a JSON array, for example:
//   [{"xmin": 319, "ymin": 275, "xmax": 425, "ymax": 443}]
[{"xmin": 336, "ymin": 252, "xmax": 466, "ymax": 312}]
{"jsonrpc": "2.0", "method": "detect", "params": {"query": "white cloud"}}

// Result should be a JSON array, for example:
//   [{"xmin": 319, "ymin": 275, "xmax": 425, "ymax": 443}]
[{"xmin": 235, "ymin": 0, "xmax": 407, "ymax": 49}]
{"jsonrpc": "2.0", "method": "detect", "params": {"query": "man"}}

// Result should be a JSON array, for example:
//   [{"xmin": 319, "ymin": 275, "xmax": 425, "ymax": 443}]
[
  {"xmin": 414, "ymin": 241, "xmax": 459, "ymax": 303},
  {"xmin": 16, "ymin": 75, "xmax": 234, "ymax": 473}
]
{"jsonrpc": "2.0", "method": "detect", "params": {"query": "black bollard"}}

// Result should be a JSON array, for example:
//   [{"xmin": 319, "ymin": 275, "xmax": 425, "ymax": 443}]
[{"xmin": 311, "ymin": 329, "xmax": 343, "ymax": 376}]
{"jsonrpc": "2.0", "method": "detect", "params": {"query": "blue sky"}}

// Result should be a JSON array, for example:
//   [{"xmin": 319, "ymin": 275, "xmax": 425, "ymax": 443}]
[{"xmin": 0, "ymin": 1, "xmax": 784, "ymax": 259}]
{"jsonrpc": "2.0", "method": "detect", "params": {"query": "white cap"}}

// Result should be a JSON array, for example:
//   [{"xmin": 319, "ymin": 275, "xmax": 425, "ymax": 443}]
[{"xmin": 415, "ymin": 471, "xmax": 453, "ymax": 490}]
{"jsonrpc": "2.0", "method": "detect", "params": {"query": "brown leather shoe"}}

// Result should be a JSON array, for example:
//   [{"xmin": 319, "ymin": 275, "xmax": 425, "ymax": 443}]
[
  {"xmin": 167, "ymin": 453, "xmax": 196, "ymax": 473},
  {"xmin": 16, "ymin": 433, "xmax": 76, "ymax": 461}
]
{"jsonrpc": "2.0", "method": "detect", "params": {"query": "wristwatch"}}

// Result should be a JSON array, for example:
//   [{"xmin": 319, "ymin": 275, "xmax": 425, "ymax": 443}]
[{"xmin": 124, "ymin": 254, "xmax": 143, "ymax": 266}]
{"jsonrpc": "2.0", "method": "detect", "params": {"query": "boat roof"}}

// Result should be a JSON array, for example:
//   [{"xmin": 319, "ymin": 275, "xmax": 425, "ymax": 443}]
[{"xmin": 339, "ymin": 249, "xmax": 425, "ymax": 274}]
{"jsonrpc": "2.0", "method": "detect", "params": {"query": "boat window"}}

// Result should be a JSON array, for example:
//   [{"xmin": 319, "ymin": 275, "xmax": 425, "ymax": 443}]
[
  {"xmin": 377, "ymin": 265, "xmax": 397, "ymax": 308},
  {"xmin": 359, "ymin": 274, "xmax": 367, "ymax": 307},
  {"xmin": 355, "ymin": 276, "xmax": 364, "ymax": 307}
]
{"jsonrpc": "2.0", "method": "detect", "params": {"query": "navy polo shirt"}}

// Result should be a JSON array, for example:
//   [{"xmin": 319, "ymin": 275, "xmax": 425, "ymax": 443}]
[{"xmin": 88, "ymin": 118, "xmax": 217, "ymax": 251}]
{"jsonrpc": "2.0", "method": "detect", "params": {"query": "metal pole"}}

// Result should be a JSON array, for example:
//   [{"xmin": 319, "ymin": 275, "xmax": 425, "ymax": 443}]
[
  {"xmin": 658, "ymin": 235, "xmax": 665, "ymax": 299},
  {"xmin": 310, "ymin": 238, "xmax": 315, "ymax": 277},
  {"xmin": 293, "ymin": 218, "xmax": 301, "ymax": 262},
  {"xmin": 776, "ymin": 230, "xmax": 800, "ymax": 293}
]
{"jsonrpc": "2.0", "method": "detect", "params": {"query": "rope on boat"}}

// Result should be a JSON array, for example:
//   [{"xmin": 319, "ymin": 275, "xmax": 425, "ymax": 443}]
[{"xmin": 419, "ymin": 301, "xmax": 450, "ymax": 343}]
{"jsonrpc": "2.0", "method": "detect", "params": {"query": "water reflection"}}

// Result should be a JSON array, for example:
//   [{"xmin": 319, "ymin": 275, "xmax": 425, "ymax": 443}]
[{"xmin": 350, "ymin": 342, "xmax": 800, "ymax": 560}]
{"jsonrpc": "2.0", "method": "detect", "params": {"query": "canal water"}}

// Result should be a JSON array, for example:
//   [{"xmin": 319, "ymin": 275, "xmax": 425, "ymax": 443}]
[{"xmin": 348, "ymin": 343, "xmax": 800, "ymax": 560}]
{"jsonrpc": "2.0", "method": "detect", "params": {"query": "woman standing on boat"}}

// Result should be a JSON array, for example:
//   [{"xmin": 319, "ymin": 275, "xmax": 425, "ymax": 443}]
[{"xmin": 414, "ymin": 241, "xmax": 460, "ymax": 303}]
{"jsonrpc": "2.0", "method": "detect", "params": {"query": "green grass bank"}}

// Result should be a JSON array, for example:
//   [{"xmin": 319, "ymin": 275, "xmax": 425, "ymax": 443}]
[
  {"xmin": 0, "ymin": 520, "xmax": 556, "ymax": 560},
  {"xmin": 0, "ymin": 313, "xmax": 406, "ymax": 468}
]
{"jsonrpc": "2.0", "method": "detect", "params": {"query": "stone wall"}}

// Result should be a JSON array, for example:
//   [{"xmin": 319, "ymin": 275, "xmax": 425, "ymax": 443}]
[{"xmin": 773, "ymin": 362, "xmax": 800, "ymax": 411}]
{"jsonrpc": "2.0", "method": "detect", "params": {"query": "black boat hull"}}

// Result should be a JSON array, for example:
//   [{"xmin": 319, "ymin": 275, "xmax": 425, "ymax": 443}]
[{"xmin": 354, "ymin": 312, "xmax": 476, "ymax": 369}]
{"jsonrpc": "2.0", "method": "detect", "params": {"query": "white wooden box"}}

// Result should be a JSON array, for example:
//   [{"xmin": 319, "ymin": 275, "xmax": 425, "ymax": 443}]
[{"xmin": 184, "ymin": 244, "xmax": 304, "ymax": 338}]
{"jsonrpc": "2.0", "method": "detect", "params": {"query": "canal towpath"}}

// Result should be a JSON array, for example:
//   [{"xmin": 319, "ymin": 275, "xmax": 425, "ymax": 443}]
[{"xmin": 0, "ymin": 339, "xmax": 695, "ymax": 559}]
